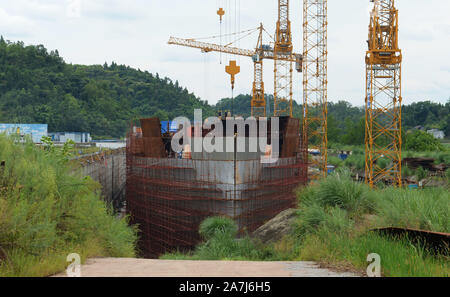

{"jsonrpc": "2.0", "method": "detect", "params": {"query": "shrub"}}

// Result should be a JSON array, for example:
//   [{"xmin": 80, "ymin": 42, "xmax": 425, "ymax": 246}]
[
  {"xmin": 343, "ymin": 154, "xmax": 365, "ymax": 171},
  {"xmin": 312, "ymin": 170, "xmax": 375, "ymax": 214},
  {"xmin": 199, "ymin": 217, "xmax": 238, "ymax": 240},
  {"xmin": 405, "ymin": 130, "xmax": 444, "ymax": 152},
  {"xmin": 0, "ymin": 135, "xmax": 137, "ymax": 276},
  {"xmin": 416, "ymin": 167, "xmax": 428, "ymax": 181},
  {"xmin": 328, "ymin": 156, "xmax": 344, "ymax": 168}
]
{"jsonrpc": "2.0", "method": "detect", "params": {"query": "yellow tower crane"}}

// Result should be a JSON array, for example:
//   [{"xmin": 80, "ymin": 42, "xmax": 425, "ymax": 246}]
[
  {"xmin": 274, "ymin": 0, "xmax": 294, "ymax": 117},
  {"xmin": 302, "ymin": 0, "xmax": 329, "ymax": 179},
  {"xmin": 168, "ymin": 25, "xmax": 302, "ymax": 118},
  {"xmin": 365, "ymin": 0, "xmax": 402, "ymax": 187}
]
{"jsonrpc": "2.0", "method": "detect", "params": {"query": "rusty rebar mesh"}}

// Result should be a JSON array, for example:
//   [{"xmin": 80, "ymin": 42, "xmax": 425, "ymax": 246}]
[
  {"xmin": 76, "ymin": 149, "xmax": 127, "ymax": 211},
  {"xmin": 126, "ymin": 119, "xmax": 308, "ymax": 258}
]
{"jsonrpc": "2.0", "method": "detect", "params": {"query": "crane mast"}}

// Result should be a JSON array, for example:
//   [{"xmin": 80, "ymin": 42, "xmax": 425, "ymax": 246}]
[
  {"xmin": 168, "ymin": 24, "xmax": 302, "ymax": 118},
  {"xmin": 302, "ymin": 0, "xmax": 328, "ymax": 179},
  {"xmin": 365, "ymin": 0, "xmax": 402, "ymax": 187},
  {"xmin": 274, "ymin": 0, "xmax": 294, "ymax": 117},
  {"xmin": 251, "ymin": 27, "xmax": 266, "ymax": 117}
]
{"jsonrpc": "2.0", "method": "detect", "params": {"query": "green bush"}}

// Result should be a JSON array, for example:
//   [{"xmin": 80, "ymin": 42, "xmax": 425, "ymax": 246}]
[
  {"xmin": 0, "ymin": 135, "xmax": 137, "ymax": 276},
  {"xmin": 199, "ymin": 217, "xmax": 238, "ymax": 240},
  {"xmin": 406, "ymin": 130, "xmax": 445, "ymax": 152},
  {"xmin": 163, "ymin": 217, "xmax": 280, "ymax": 261},
  {"xmin": 377, "ymin": 157, "xmax": 390, "ymax": 170},
  {"xmin": 328, "ymin": 156, "xmax": 344, "ymax": 167},
  {"xmin": 300, "ymin": 169, "xmax": 375, "ymax": 215},
  {"xmin": 416, "ymin": 167, "xmax": 428, "ymax": 181},
  {"xmin": 343, "ymin": 154, "xmax": 365, "ymax": 171}
]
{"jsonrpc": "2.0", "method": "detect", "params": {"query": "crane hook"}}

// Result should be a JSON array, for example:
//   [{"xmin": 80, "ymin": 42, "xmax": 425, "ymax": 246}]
[{"xmin": 225, "ymin": 60, "xmax": 240, "ymax": 90}]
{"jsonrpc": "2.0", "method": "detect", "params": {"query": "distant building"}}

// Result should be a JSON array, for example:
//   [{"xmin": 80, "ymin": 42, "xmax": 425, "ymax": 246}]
[
  {"xmin": 414, "ymin": 125, "xmax": 425, "ymax": 131},
  {"xmin": 49, "ymin": 132, "xmax": 91, "ymax": 143},
  {"xmin": 0, "ymin": 124, "xmax": 48, "ymax": 143},
  {"xmin": 94, "ymin": 140, "xmax": 126, "ymax": 149},
  {"xmin": 427, "ymin": 129, "xmax": 445, "ymax": 140}
]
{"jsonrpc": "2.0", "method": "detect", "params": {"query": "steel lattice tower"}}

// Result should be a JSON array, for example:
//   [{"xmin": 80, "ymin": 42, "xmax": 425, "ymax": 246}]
[
  {"xmin": 302, "ymin": 0, "xmax": 328, "ymax": 178},
  {"xmin": 365, "ymin": 0, "xmax": 402, "ymax": 187},
  {"xmin": 274, "ymin": 0, "xmax": 294, "ymax": 117},
  {"xmin": 251, "ymin": 26, "xmax": 266, "ymax": 118}
]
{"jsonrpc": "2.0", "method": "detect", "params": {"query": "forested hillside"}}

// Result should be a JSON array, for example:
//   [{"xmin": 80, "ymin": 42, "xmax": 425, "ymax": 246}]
[
  {"xmin": 217, "ymin": 96, "xmax": 450, "ymax": 144},
  {"xmin": 0, "ymin": 38, "xmax": 213, "ymax": 138},
  {"xmin": 0, "ymin": 38, "xmax": 448, "ymax": 140}
]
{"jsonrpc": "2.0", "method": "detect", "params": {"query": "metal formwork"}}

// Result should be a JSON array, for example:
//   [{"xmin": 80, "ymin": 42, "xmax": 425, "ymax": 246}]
[{"xmin": 126, "ymin": 119, "xmax": 307, "ymax": 258}]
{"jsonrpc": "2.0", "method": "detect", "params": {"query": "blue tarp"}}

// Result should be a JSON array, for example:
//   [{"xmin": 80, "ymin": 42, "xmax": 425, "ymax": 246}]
[{"xmin": 160, "ymin": 121, "xmax": 178, "ymax": 134}]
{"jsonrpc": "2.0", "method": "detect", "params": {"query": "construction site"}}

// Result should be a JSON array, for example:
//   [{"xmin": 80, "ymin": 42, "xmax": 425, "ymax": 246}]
[{"xmin": 125, "ymin": 0, "xmax": 408, "ymax": 258}]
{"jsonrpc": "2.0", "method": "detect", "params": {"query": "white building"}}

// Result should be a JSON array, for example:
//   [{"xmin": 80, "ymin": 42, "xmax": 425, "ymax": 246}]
[
  {"xmin": 427, "ymin": 129, "xmax": 445, "ymax": 140},
  {"xmin": 50, "ymin": 132, "xmax": 92, "ymax": 143}
]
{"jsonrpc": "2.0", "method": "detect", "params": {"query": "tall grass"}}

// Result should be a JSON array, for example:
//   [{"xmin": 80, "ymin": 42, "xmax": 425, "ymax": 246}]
[
  {"xmin": 162, "ymin": 217, "xmax": 279, "ymax": 261},
  {"xmin": 374, "ymin": 187, "xmax": 449, "ymax": 233},
  {"xmin": 299, "ymin": 170, "xmax": 375, "ymax": 215},
  {"xmin": 0, "ymin": 135, "xmax": 137, "ymax": 276},
  {"xmin": 299, "ymin": 231, "xmax": 449, "ymax": 277},
  {"xmin": 164, "ymin": 168, "xmax": 449, "ymax": 276},
  {"xmin": 293, "ymin": 171, "xmax": 449, "ymax": 276}
]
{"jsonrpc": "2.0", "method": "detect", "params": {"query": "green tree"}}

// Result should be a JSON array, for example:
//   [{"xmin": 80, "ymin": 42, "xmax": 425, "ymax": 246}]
[{"xmin": 405, "ymin": 130, "xmax": 444, "ymax": 152}]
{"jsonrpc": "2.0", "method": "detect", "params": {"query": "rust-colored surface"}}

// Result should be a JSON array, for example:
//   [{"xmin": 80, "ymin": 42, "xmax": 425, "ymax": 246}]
[
  {"xmin": 281, "ymin": 117, "xmax": 300, "ymax": 158},
  {"xmin": 140, "ymin": 118, "xmax": 167, "ymax": 158},
  {"xmin": 126, "ymin": 119, "xmax": 307, "ymax": 258},
  {"xmin": 373, "ymin": 227, "xmax": 450, "ymax": 255},
  {"xmin": 140, "ymin": 118, "xmax": 162, "ymax": 138}
]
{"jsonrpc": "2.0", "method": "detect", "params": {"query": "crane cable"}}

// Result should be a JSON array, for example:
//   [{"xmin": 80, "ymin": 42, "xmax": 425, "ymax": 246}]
[{"xmin": 189, "ymin": 27, "xmax": 259, "ymax": 42}]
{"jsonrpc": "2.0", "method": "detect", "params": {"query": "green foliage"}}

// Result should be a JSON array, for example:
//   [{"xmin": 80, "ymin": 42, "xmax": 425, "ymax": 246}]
[
  {"xmin": 416, "ymin": 167, "xmax": 428, "ymax": 181},
  {"xmin": 1, "ymin": 39, "xmax": 448, "ymax": 142},
  {"xmin": 294, "ymin": 174, "xmax": 449, "ymax": 276},
  {"xmin": 163, "ymin": 217, "xmax": 277, "ymax": 261},
  {"xmin": 377, "ymin": 157, "xmax": 390, "ymax": 170},
  {"xmin": 0, "ymin": 135, "xmax": 137, "ymax": 276},
  {"xmin": 406, "ymin": 130, "xmax": 445, "ymax": 152},
  {"xmin": 299, "ymin": 169, "xmax": 375, "ymax": 215},
  {"xmin": 0, "ymin": 39, "xmax": 214, "ymax": 139},
  {"xmin": 374, "ymin": 187, "xmax": 449, "ymax": 233},
  {"xmin": 402, "ymin": 101, "xmax": 450, "ymax": 135},
  {"xmin": 341, "ymin": 151, "xmax": 366, "ymax": 171},
  {"xmin": 199, "ymin": 217, "xmax": 238, "ymax": 240},
  {"xmin": 327, "ymin": 156, "xmax": 343, "ymax": 167},
  {"xmin": 300, "ymin": 231, "xmax": 448, "ymax": 277},
  {"xmin": 162, "ymin": 170, "xmax": 449, "ymax": 276},
  {"xmin": 40, "ymin": 136, "xmax": 75, "ymax": 162}
]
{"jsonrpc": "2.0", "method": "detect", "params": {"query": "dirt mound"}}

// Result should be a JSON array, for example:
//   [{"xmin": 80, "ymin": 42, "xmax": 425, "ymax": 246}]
[{"xmin": 252, "ymin": 209, "xmax": 298, "ymax": 244}]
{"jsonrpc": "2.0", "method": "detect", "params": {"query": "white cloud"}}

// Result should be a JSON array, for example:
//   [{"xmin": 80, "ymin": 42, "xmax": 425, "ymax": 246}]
[
  {"xmin": 0, "ymin": 0, "xmax": 448, "ymax": 106},
  {"xmin": 0, "ymin": 7, "xmax": 35, "ymax": 38}
]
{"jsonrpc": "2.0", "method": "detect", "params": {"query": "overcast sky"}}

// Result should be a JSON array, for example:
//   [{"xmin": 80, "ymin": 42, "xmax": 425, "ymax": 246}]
[{"xmin": 0, "ymin": 0, "xmax": 449, "ymax": 107}]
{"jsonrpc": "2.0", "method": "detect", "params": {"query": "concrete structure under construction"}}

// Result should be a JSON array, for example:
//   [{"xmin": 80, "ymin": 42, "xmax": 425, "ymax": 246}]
[{"xmin": 126, "ymin": 117, "xmax": 307, "ymax": 258}]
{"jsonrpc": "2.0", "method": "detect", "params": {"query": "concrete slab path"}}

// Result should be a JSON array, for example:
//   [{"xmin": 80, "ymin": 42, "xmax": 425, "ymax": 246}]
[{"xmin": 55, "ymin": 258, "xmax": 359, "ymax": 277}]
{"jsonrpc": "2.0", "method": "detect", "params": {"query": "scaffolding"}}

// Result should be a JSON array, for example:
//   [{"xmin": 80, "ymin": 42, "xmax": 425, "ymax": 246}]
[
  {"xmin": 126, "ymin": 118, "xmax": 307, "ymax": 258},
  {"xmin": 302, "ymin": 0, "xmax": 328, "ymax": 179}
]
